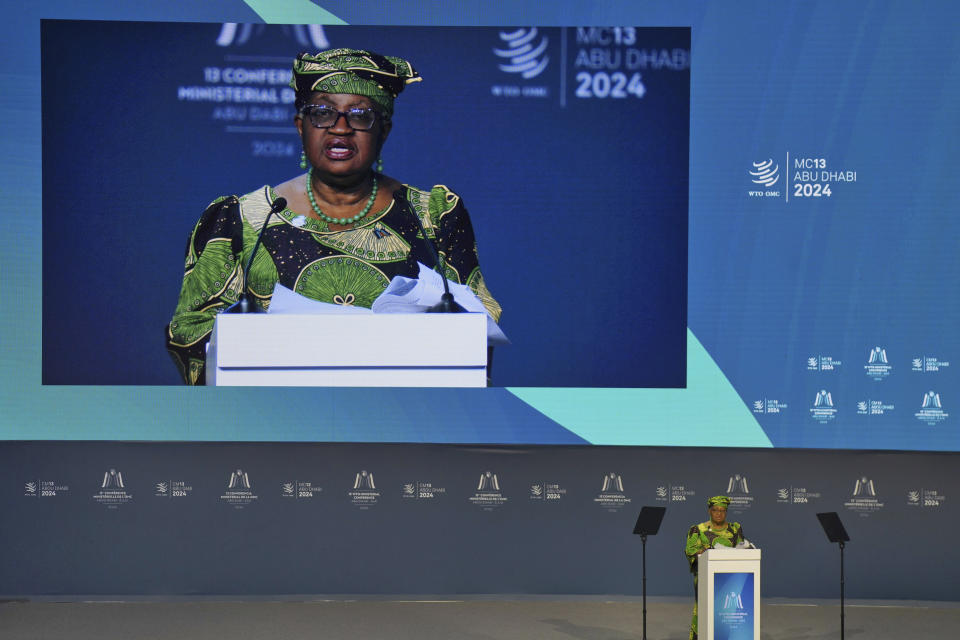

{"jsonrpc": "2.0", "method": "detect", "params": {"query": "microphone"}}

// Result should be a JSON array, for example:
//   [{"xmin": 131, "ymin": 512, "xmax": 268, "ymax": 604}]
[
  {"xmin": 393, "ymin": 189, "xmax": 465, "ymax": 313},
  {"xmin": 223, "ymin": 195, "xmax": 287, "ymax": 314}
]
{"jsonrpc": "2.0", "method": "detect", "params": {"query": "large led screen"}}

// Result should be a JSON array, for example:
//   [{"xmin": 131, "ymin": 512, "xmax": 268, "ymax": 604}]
[{"xmin": 2, "ymin": 1, "xmax": 957, "ymax": 450}]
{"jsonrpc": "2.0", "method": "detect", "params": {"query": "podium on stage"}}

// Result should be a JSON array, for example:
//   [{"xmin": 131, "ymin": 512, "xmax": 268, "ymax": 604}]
[
  {"xmin": 206, "ymin": 313, "xmax": 488, "ymax": 386},
  {"xmin": 698, "ymin": 547, "xmax": 761, "ymax": 640}
]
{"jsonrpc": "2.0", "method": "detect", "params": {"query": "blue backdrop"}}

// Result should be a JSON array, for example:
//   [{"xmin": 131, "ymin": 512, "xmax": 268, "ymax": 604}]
[{"xmin": 2, "ymin": 2, "xmax": 958, "ymax": 450}]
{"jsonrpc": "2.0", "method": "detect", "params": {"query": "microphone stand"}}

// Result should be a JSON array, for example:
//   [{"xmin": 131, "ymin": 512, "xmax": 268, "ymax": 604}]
[
  {"xmin": 223, "ymin": 195, "xmax": 287, "ymax": 314},
  {"xmin": 396, "ymin": 189, "xmax": 465, "ymax": 313}
]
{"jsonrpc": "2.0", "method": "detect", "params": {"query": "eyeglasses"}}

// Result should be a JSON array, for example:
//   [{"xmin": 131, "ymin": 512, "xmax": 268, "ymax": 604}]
[{"xmin": 299, "ymin": 105, "xmax": 381, "ymax": 131}]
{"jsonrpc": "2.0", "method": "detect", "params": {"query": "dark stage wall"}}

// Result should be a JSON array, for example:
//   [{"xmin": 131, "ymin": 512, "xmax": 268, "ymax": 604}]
[{"xmin": 2, "ymin": 443, "xmax": 955, "ymax": 600}]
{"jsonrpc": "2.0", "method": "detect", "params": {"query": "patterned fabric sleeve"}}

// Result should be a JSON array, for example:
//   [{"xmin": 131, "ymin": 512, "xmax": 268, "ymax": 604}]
[
  {"xmin": 427, "ymin": 185, "xmax": 502, "ymax": 322},
  {"xmin": 685, "ymin": 524, "xmax": 706, "ymax": 572},
  {"xmin": 165, "ymin": 196, "xmax": 245, "ymax": 385}
]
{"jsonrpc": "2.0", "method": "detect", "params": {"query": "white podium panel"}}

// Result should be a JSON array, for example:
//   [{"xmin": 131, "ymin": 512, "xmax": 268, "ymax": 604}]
[
  {"xmin": 698, "ymin": 548, "xmax": 761, "ymax": 640},
  {"xmin": 207, "ymin": 313, "xmax": 487, "ymax": 387}
]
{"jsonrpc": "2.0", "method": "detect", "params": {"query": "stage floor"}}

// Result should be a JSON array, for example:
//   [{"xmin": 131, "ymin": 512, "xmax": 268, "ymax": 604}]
[{"xmin": 2, "ymin": 596, "xmax": 958, "ymax": 639}]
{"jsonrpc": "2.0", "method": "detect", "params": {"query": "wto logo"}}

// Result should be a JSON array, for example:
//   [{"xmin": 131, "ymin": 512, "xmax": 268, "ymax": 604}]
[
  {"xmin": 354, "ymin": 470, "xmax": 376, "ymax": 490},
  {"xmin": 601, "ymin": 472, "xmax": 624, "ymax": 492},
  {"xmin": 749, "ymin": 159, "xmax": 780, "ymax": 187},
  {"xmin": 722, "ymin": 591, "xmax": 744, "ymax": 610},
  {"xmin": 530, "ymin": 484, "xmax": 543, "ymax": 497},
  {"xmin": 777, "ymin": 488, "xmax": 789, "ymax": 500},
  {"xmin": 656, "ymin": 486, "xmax": 668, "ymax": 498},
  {"xmin": 477, "ymin": 471, "xmax": 500, "ymax": 491},
  {"xmin": 403, "ymin": 483, "xmax": 416, "ymax": 496},
  {"xmin": 155, "ymin": 482, "xmax": 168, "ymax": 495},
  {"xmin": 102, "ymin": 469, "xmax": 125, "ymax": 489},
  {"xmin": 282, "ymin": 483, "xmax": 294, "ymax": 495},
  {"xmin": 727, "ymin": 474, "xmax": 750, "ymax": 494},
  {"xmin": 907, "ymin": 491, "xmax": 920, "ymax": 504},
  {"xmin": 228, "ymin": 469, "xmax": 251, "ymax": 490},
  {"xmin": 215, "ymin": 23, "xmax": 328, "ymax": 49},
  {"xmin": 493, "ymin": 28, "xmax": 549, "ymax": 79},
  {"xmin": 853, "ymin": 476, "xmax": 876, "ymax": 497}
]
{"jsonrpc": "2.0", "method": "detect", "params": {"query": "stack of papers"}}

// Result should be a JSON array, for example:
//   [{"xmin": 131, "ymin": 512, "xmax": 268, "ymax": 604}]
[{"xmin": 268, "ymin": 263, "xmax": 509, "ymax": 345}]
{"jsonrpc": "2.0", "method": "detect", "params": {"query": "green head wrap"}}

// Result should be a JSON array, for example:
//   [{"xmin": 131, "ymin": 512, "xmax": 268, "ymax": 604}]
[
  {"xmin": 289, "ymin": 48, "xmax": 421, "ymax": 118},
  {"xmin": 707, "ymin": 495, "xmax": 730, "ymax": 508}
]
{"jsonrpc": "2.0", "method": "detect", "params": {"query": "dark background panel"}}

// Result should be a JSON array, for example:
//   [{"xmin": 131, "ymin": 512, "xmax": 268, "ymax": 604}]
[{"xmin": 2, "ymin": 443, "xmax": 955, "ymax": 599}]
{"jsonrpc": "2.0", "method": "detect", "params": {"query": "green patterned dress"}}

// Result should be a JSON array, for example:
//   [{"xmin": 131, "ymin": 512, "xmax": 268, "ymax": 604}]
[
  {"xmin": 166, "ymin": 183, "xmax": 501, "ymax": 384},
  {"xmin": 684, "ymin": 521, "xmax": 745, "ymax": 640}
]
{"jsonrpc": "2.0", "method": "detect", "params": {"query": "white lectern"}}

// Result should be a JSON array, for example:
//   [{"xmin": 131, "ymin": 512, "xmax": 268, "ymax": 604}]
[
  {"xmin": 207, "ymin": 313, "xmax": 487, "ymax": 386},
  {"xmin": 698, "ymin": 547, "xmax": 761, "ymax": 640}
]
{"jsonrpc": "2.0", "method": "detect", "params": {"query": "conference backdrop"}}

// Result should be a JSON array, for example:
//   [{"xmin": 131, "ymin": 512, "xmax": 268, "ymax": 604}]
[
  {"xmin": 0, "ymin": 0, "xmax": 958, "ymax": 601},
  {"xmin": 10, "ymin": 4, "xmax": 956, "ymax": 448}
]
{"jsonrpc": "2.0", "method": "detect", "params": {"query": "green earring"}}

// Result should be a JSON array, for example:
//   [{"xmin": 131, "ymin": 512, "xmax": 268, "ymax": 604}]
[
  {"xmin": 376, "ymin": 156, "xmax": 384, "ymax": 173},
  {"xmin": 299, "ymin": 151, "xmax": 307, "ymax": 170}
]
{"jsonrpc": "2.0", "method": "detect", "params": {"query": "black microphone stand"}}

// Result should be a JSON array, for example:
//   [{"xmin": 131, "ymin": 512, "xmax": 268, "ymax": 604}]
[
  {"xmin": 396, "ymin": 189, "xmax": 465, "ymax": 313},
  {"xmin": 223, "ymin": 196, "xmax": 287, "ymax": 314}
]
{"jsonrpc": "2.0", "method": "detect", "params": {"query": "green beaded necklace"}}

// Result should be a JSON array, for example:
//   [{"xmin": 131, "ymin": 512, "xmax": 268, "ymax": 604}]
[{"xmin": 305, "ymin": 168, "xmax": 378, "ymax": 226}]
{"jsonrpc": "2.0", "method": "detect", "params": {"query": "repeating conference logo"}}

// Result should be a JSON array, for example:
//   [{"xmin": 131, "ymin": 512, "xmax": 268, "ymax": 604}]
[
  {"xmin": 470, "ymin": 471, "xmax": 508, "ymax": 510},
  {"xmin": 654, "ymin": 483, "xmax": 695, "ymax": 503},
  {"xmin": 529, "ymin": 480, "xmax": 567, "ymax": 502},
  {"xmin": 844, "ymin": 476, "xmax": 884, "ymax": 516},
  {"xmin": 154, "ymin": 479, "xmax": 193, "ymax": 498},
  {"xmin": 280, "ymin": 480, "xmax": 323, "ymax": 499},
  {"xmin": 214, "ymin": 23, "xmax": 329, "ymax": 49},
  {"xmin": 912, "ymin": 355, "xmax": 950, "ymax": 373},
  {"xmin": 725, "ymin": 474, "xmax": 754, "ymax": 513},
  {"xmin": 594, "ymin": 472, "xmax": 631, "ymax": 512},
  {"xmin": 864, "ymin": 346, "xmax": 893, "ymax": 380},
  {"xmin": 752, "ymin": 398, "xmax": 788, "ymax": 414},
  {"xmin": 93, "ymin": 468, "xmax": 133, "ymax": 508},
  {"xmin": 906, "ymin": 488, "xmax": 946, "ymax": 508},
  {"xmin": 749, "ymin": 154, "xmax": 859, "ymax": 201},
  {"xmin": 219, "ymin": 468, "xmax": 258, "ymax": 508},
  {"xmin": 490, "ymin": 28, "xmax": 550, "ymax": 99},
  {"xmin": 401, "ymin": 480, "xmax": 446, "ymax": 500},
  {"xmin": 809, "ymin": 389, "xmax": 838, "ymax": 423},
  {"xmin": 807, "ymin": 355, "xmax": 842, "ymax": 371},
  {"xmin": 856, "ymin": 398, "xmax": 895, "ymax": 417},
  {"xmin": 775, "ymin": 486, "xmax": 821, "ymax": 505},
  {"xmin": 176, "ymin": 25, "xmax": 338, "ymax": 162},
  {"xmin": 23, "ymin": 478, "xmax": 69, "ymax": 498},
  {"xmin": 348, "ymin": 470, "xmax": 380, "ymax": 509},
  {"xmin": 915, "ymin": 391, "xmax": 948, "ymax": 425}
]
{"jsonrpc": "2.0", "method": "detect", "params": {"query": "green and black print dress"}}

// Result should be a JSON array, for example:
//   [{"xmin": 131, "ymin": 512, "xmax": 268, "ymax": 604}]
[{"xmin": 166, "ymin": 183, "xmax": 501, "ymax": 384}]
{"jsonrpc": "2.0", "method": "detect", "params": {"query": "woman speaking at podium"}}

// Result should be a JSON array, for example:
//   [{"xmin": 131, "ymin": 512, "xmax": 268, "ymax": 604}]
[
  {"xmin": 166, "ymin": 48, "xmax": 501, "ymax": 384},
  {"xmin": 684, "ymin": 495, "xmax": 746, "ymax": 640}
]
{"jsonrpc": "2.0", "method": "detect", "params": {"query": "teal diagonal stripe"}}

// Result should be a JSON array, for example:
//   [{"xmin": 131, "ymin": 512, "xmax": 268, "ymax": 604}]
[
  {"xmin": 507, "ymin": 329, "xmax": 773, "ymax": 447},
  {"xmin": 243, "ymin": 0, "xmax": 347, "ymax": 24}
]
